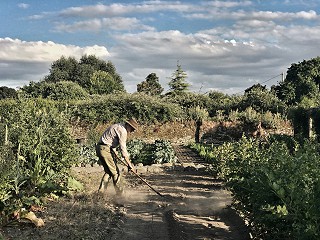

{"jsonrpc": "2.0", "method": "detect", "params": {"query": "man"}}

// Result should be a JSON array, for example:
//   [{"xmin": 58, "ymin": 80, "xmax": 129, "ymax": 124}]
[{"xmin": 95, "ymin": 118, "xmax": 138, "ymax": 196}]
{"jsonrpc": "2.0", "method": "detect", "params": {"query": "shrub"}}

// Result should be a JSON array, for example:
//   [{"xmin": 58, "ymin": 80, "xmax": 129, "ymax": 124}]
[{"xmin": 20, "ymin": 81, "xmax": 89, "ymax": 100}]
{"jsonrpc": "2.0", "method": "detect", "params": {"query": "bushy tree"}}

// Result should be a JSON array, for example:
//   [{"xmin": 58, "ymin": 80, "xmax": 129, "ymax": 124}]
[
  {"xmin": 273, "ymin": 56, "xmax": 320, "ymax": 105},
  {"xmin": 0, "ymin": 86, "xmax": 17, "ymax": 99},
  {"xmin": 44, "ymin": 55, "xmax": 125, "ymax": 94},
  {"xmin": 20, "ymin": 81, "xmax": 89, "ymax": 100},
  {"xmin": 45, "ymin": 56, "xmax": 79, "ymax": 83},
  {"xmin": 89, "ymin": 70, "xmax": 122, "ymax": 94},
  {"xmin": 137, "ymin": 73, "xmax": 163, "ymax": 96},
  {"xmin": 240, "ymin": 84, "xmax": 287, "ymax": 114}
]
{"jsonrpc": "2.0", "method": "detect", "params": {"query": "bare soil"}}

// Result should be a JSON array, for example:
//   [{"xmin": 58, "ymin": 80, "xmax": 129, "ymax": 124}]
[{"xmin": 1, "ymin": 144, "xmax": 249, "ymax": 240}]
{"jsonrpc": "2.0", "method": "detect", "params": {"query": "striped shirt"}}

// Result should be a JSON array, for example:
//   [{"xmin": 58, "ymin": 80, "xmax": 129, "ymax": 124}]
[{"xmin": 99, "ymin": 123, "xmax": 129, "ymax": 158}]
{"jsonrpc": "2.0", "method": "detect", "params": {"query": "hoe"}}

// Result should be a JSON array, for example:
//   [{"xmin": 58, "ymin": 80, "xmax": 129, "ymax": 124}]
[{"xmin": 98, "ymin": 155, "xmax": 164, "ymax": 198}]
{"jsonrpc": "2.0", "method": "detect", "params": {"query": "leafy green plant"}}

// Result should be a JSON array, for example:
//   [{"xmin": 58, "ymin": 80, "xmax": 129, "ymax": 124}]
[
  {"xmin": 0, "ymin": 98, "xmax": 80, "ymax": 224},
  {"xmin": 126, "ymin": 139, "xmax": 176, "ymax": 165},
  {"xmin": 77, "ymin": 144, "xmax": 99, "ymax": 166},
  {"xmin": 150, "ymin": 139, "xmax": 177, "ymax": 164},
  {"xmin": 127, "ymin": 139, "xmax": 147, "ymax": 164},
  {"xmin": 192, "ymin": 136, "xmax": 320, "ymax": 239}
]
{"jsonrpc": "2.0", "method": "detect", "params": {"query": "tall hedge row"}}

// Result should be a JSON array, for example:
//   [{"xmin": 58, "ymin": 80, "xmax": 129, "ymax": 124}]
[{"xmin": 66, "ymin": 93, "xmax": 186, "ymax": 123}]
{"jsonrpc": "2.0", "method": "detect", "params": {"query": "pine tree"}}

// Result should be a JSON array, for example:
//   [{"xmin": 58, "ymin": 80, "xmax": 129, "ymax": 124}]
[{"xmin": 168, "ymin": 62, "xmax": 190, "ymax": 94}]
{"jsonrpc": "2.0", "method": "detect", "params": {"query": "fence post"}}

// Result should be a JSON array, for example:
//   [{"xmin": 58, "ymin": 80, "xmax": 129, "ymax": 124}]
[{"xmin": 5, "ymin": 124, "xmax": 8, "ymax": 145}]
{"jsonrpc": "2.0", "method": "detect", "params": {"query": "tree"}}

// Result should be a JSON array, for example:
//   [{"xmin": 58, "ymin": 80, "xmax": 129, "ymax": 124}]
[
  {"xmin": 167, "ymin": 62, "xmax": 190, "ymax": 94},
  {"xmin": 245, "ymin": 83, "xmax": 267, "ymax": 94},
  {"xmin": 44, "ymin": 55, "xmax": 125, "ymax": 94},
  {"xmin": 105, "ymin": 61, "xmax": 125, "ymax": 92},
  {"xmin": 89, "ymin": 70, "xmax": 121, "ymax": 95},
  {"xmin": 45, "ymin": 56, "xmax": 79, "ymax": 83},
  {"xmin": 240, "ymin": 84, "xmax": 286, "ymax": 114},
  {"xmin": 0, "ymin": 86, "xmax": 17, "ymax": 99},
  {"xmin": 273, "ymin": 57, "xmax": 320, "ymax": 105},
  {"xmin": 80, "ymin": 54, "xmax": 108, "ymax": 71},
  {"xmin": 79, "ymin": 55, "xmax": 125, "ymax": 93},
  {"xmin": 137, "ymin": 73, "xmax": 163, "ymax": 96}
]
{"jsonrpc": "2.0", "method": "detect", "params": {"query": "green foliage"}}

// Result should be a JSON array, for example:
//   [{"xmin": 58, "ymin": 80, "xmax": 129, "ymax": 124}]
[
  {"xmin": 167, "ymin": 62, "xmax": 190, "ymax": 94},
  {"xmin": 127, "ymin": 139, "xmax": 176, "ymax": 165},
  {"xmin": 77, "ymin": 144, "xmax": 99, "ymax": 166},
  {"xmin": 44, "ymin": 55, "xmax": 125, "ymax": 94},
  {"xmin": 239, "ymin": 107, "xmax": 260, "ymax": 125},
  {"xmin": 239, "ymin": 107, "xmax": 286, "ymax": 129},
  {"xmin": 0, "ymin": 98, "xmax": 80, "ymax": 222},
  {"xmin": 137, "ymin": 73, "xmax": 164, "ymax": 96},
  {"xmin": 150, "ymin": 139, "xmax": 177, "ymax": 164},
  {"xmin": 20, "ymin": 81, "xmax": 90, "ymax": 100},
  {"xmin": 188, "ymin": 105, "xmax": 209, "ymax": 122},
  {"xmin": 274, "ymin": 56, "xmax": 320, "ymax": 105},
  {"xmin": 89, "ymin": 70, "xmax": 121, "ymax": 95},
  {"xmin": 164, "ymin": 92, "xmax": 213, "ymax": 111},
  {"xmin": 240, "ymin": 85, "xmax": 287, "ymax": 114},
  {"xmin": 192, "ymin": 136, "xmax": 320, "ymax": 239},
  {"xmin": 0, "ymin": 86, "xmax": 17, "ymax": 99},
  {"xmin": 45, "ymin": 56, "xmax": 79, "ymax": 83},
  {"xmin": 127, "ymin": 139, "xmax": 151, "ymax": 165},
  {"xmin": 68, "ymin": 93, "xmax": 186, "ymax": 124}
]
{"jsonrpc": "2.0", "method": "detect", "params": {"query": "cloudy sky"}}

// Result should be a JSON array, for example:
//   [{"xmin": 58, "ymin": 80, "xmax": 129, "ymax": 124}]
[{"xmin": 1, "ymin": 0, "xmax": 320, "ymax": 94}]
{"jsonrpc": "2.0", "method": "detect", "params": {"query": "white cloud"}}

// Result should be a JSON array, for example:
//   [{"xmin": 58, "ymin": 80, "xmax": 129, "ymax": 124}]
[
  {"xmin": 0, "ymin": 38, "xmax": 109, "ymax": 62},
  {"xmin": 3, "ymin": 1, "xmax": 320, "ymax": 94},
  {"xmin": 0, "ymin": 38, "xmax": 109, "ymax": 88},
  {"xmin": 18, "ymin": 3, "xmax": 29, "ymax": 9},
  {"xmin": 188, "ymin": 9, "xmax": 319, "ymax": 22},
  {"xmin": 59, "ymin": 2, "xmax": 196, "ymax": 18},
  {"xmin": 54, "ymin": 17, "xmax": 154, "ymax": 33}
]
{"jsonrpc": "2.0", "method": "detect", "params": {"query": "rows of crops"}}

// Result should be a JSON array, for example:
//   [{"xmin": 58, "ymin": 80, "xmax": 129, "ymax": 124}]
[{"xmin": 190, "ymin": 135, "xmax": 320, "ymax": 240}]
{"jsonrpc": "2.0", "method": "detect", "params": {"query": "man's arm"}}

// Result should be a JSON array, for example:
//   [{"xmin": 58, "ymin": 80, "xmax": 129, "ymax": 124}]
[{"xmin": 111, "ymin": 147, "xmax": 135, "ymax": 171}]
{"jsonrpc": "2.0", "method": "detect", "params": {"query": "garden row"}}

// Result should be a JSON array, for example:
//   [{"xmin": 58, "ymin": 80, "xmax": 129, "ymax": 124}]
[{"xmin": 190, "ymin": 135, "xmax": 320, "ymax": 240}]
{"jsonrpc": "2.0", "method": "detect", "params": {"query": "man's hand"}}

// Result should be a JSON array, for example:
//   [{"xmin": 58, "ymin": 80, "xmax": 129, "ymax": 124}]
[{"xmin": 127, "ymin": 160, "xmax": 135, "ymax": 172}]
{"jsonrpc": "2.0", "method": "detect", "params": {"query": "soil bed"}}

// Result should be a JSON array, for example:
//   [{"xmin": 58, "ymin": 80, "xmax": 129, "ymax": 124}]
[{"xmin": 1, "ymin": 145, "xmax": 249, "ymax": 240}]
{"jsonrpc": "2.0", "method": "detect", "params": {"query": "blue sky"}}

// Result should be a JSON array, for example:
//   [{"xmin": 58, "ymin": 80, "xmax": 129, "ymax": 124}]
[{"xmin": 1, "ymin": 0, "xmax": 320, "ymax": 94}]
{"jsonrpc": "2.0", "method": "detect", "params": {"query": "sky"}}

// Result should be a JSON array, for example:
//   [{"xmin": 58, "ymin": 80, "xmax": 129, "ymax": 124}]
[{"xmin": 0, "ymin": 0, "xmax": 320, "ymax": 95}]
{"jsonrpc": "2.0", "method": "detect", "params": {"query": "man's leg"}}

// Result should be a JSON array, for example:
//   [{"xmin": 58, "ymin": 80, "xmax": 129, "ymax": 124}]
[{"xmin": 96, "ymin": 145, "xmax": 124, "ymax": 195}]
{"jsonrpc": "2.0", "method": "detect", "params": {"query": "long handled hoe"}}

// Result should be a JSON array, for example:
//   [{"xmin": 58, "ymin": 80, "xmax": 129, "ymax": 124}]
[{"xmin": 115, "ymin": 155, "xmax": 165, "ymax": 198}]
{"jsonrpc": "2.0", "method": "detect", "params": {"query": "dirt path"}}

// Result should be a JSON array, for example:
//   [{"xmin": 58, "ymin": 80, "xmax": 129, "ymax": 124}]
[
  {"xmin": 109, "ymin": 145, "xmax": 249, "ymax": 240},
  {"xmin": 1, "ymin": 145, "xmax": 249, "ymax": 240}
]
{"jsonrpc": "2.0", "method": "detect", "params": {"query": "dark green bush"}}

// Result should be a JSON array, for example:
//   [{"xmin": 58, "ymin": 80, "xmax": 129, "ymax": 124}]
[{"xmin": 20, "ymin": 81, "xmax": 89, "ymax": 100}]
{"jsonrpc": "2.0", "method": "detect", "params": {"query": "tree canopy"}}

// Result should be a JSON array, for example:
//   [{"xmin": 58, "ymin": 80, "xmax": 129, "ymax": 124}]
[
  {"xmin": 0, "ymin": 86, "xmax": 17, "ymax": 99},
  {"xmin": 137, "ymin": 73, "xmax": 163, "ymax": 96},
  {"xmin": 273, "ymin": 56, "xmax": 320, "ymax": 105},
  {"xmin": 44, "ymin": 55, "xmax": 125, "ymax": 94}
]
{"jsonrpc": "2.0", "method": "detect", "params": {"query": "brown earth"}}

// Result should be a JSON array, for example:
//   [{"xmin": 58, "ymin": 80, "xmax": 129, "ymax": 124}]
[
  {"xmin": 1, "ymin": 144, "xmax": 249, "ymax": 240},
  {"xmin": 3, "ymin": 120, "xmax": 290, "ymax": 239}
]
